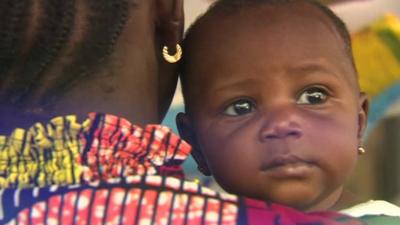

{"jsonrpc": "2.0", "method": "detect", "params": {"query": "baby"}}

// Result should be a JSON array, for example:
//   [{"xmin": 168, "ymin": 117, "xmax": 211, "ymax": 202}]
[{"xmin": 177, "ymin": 0, "xmax": 369, "ymax": 212}]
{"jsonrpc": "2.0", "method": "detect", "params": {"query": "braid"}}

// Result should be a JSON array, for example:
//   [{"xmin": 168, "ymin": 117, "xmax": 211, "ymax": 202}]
[
  {"xmin": 0, "ymin": 0, "xmax": 132, "ymax": 107},
  {"xmin": 2, "ymin": 0, "xmax": 75, "ymax": 105},
  {"xmin": 0, "ymin": 0, "xmax": 31, "ymax": 81},
  {"xmin": 40, "ymin": 0, "xmax": 130, "ymax": 106}
]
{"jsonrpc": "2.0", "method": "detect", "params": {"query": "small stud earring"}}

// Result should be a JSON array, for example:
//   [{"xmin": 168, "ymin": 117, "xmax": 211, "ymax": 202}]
[
  {"xmin": 162, "ymin": 44, "xmax": 182, "ymax": 63},
  {"xmin": 358, "ymin": 146, "xmax": 366, "ymax": 155}
]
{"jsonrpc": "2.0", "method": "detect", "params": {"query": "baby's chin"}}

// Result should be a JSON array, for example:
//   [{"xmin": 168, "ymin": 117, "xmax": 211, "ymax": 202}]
[
  {"xmin": 218, "ymin": 177, "xmax": 335, "ymax": 211},
  {"xmin": 256, "ymin": 183, "xmax": 325, "ymax": 211}
]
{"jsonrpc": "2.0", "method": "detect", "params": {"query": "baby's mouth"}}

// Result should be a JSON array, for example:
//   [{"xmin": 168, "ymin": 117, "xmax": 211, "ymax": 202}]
[{"xmin": 261, "ymin": 155, "xmax": 315, "ymax": 178}]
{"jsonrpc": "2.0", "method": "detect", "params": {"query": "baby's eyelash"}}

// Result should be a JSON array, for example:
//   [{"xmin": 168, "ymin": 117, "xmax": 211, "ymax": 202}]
[
  {"xmin": 299, "ymin": 85, "xmax": 331, "ymax": 95},
  {"xmin": 222, "ymin": 98, "xmax": 256, "ymax": 116},
  {"xmin": 296, "ymin": 86, "xmax": 330, "ymax": 105}
]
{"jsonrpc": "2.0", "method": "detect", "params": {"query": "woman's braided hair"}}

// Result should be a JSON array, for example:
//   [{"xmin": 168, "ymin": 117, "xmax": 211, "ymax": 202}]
[{"xmin": 0, "ymin": 0, "xmax": 130, "ymax": 106}]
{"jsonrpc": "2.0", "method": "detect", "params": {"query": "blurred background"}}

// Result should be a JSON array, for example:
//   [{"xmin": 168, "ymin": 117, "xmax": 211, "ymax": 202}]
[{"xmin": 162, "ymin": 0, "xmax": 400, "ymax": 205}]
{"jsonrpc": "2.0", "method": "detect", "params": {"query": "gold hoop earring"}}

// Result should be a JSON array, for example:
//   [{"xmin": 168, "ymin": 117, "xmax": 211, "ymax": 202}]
[
  {"xmin": 162, "ymin": 44, "xmax": 182, "ymax": 63},
  {"xmin": 358, "ymin": 146, "xmax": 366, "ymax": 155}
]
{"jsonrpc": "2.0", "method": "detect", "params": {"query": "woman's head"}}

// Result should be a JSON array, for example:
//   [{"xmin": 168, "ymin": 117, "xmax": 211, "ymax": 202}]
[
  {"xmin": 0, "ymin": 0, "xmax": 184, "ymax": 130},
  {"xmin": 177, "ymin": 0, "xmax": 368, "ymax": 211}
]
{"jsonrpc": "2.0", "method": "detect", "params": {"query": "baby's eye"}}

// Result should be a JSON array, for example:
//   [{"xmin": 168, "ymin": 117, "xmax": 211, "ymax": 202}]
[
  {"xmin": 297, "ymin": 87, "xmax": 328, "ymax": 105},
  {"xmin": 224, "ymin": 99, "xmax": 255, "ymax": 116}
]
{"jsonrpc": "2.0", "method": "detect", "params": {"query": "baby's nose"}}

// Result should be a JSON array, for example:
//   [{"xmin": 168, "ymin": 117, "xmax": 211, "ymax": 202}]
[
  {"xmin": 259, "ymin": 109, "xmax": 302, "ymax": 140},
  {"xmin": 261, "ymin": 122, "xmax": 302, "ymax": 140}
]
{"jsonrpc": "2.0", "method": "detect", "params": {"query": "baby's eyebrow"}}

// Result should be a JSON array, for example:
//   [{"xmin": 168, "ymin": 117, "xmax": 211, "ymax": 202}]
[
  {"xmin": 288, "ymin": 61, "xmax": 341, "ymax": 79},
  {"xmin": 212, "ymin": 78, "xmax": 261, "ymax": 93}
]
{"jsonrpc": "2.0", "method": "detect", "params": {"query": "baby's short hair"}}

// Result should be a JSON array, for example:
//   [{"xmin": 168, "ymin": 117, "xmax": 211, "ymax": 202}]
[{"xmin": 180, "ymin": 0, "xmax": 357, "ymax": 111}]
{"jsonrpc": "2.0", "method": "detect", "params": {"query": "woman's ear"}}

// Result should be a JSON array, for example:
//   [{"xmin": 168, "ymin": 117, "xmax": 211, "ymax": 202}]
[
  {"xmin": 176, "ymin": 112, "xmax": 212, "ymax": 176},
  {"xmin": 156, "ymin": 0, "xmax": 184, "ymax": 47},
  {"xmin": 155, "ymin": 0, "xmax": 184, "ymax": 121},
  {"xmin": 358, "ymin": 92, "xmax": 369, "ymax": 140}
]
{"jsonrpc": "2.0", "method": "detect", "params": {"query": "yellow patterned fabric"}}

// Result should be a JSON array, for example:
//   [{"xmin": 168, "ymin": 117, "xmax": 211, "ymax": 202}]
[
  {"xmin": 353, "ymin": 14, "xmax": 400, "ymax": 98},
  {"xmin": 0, "ymin": 116, "xmax": 90, "ymax": 188}
]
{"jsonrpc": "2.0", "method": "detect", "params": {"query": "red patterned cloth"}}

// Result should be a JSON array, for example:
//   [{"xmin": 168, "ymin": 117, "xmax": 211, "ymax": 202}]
[{"xmin": 82, "ymin": 113, "xmax": 190, "ymax": 182}]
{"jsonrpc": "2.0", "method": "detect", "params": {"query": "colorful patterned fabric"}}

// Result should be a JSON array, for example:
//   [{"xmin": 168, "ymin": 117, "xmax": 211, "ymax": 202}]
[
  {"xmin": 0, "ymin": 176, "xmax": 238, "ymax": 224},
  {"xmin": 0, "ymin": 176, "xmax": 365, "ymax": 225},
  {"xmin": 0, "ymin": 113, "xmax": 369, "ymax": 224},
  {"xmin": 0, "ymin": 113, "xmax": 190, "ymax": 188}
]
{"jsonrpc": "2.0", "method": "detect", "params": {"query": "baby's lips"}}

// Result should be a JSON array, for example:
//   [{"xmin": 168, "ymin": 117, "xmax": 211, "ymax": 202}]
[{"xmin": 261, "ymin": 154, "xmax": 313, "ymax": 170}]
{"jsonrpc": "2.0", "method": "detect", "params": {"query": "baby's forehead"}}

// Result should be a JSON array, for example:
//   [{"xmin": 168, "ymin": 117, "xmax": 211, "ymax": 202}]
[
  {"xmin": 185, "ymin": 5, "xmax": 350, "ymax": 73},
  {"xmin": 188, "ymin": 2, "xmax": 340, "ymax": 43},
  {"xmin": 191, "ymin": 3, "xmax": 353, "ymax": 63}
]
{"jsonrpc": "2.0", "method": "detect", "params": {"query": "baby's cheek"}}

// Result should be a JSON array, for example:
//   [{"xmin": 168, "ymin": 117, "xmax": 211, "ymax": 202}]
[
  {"xmin": 202, "ymin": 138, "xmax": 235, "ymax": 168},
  {"xmin": 304, "ymin": 114, "xmax": 358, "ymax": 174},
  {"xmin": 307, "ymin": 112, "xmax": 358, "ymax": 147}
]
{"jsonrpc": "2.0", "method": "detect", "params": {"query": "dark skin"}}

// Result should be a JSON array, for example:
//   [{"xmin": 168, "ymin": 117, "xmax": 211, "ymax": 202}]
[
  {"xmin": 0, "ymin": 0, "xmax": 184, "ymax": 134},
  {"xmin": 177, "ymin": 2, "xmax": 368, "ymax": 212}
]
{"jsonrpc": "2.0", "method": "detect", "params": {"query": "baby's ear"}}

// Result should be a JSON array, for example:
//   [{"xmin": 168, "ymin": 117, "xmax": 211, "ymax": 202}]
[
  {"xmin": 176, "ymin": 112, "xmax": 212, "ymax": 176},
  {"xmin": 357, "ymin": 92, "xmax": 369, "ymax": 140}
]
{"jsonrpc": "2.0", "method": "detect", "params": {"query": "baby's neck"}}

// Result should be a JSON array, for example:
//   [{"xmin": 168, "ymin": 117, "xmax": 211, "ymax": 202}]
[
  {"xmin": 303, "ymin": 187, "xmax": 358, "ymax": 212},
  {"xmin": 330, "ymin": 189, "xmax": 361, "ymax": 211}
]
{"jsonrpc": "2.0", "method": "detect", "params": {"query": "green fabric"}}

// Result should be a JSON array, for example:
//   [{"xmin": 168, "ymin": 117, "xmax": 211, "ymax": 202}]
[{"xmin": 359, "ymin": 215, "xmax": 400, "ymax": 225}]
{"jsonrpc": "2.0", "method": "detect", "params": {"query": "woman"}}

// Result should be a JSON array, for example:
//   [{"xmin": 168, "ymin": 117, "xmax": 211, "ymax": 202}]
[{"xmin": 0, "ymin": 0, "xmax": 183, "ymax": 134}]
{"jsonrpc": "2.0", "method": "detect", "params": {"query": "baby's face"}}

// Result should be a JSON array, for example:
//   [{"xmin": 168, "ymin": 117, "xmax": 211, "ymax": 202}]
[{"xmin": 180, "ymin": 3, "xmax": 368, "ymax": 211}]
